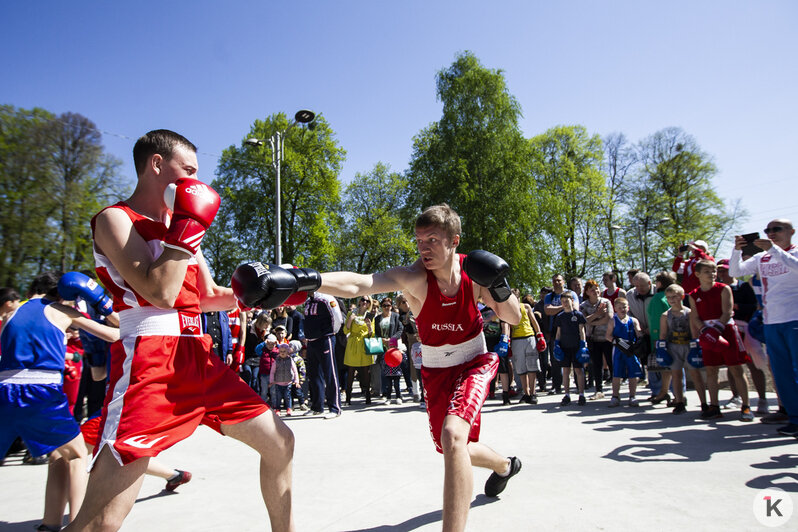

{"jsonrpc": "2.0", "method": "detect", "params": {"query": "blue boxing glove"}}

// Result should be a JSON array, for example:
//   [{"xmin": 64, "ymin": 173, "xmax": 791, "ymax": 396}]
[
  {"xmin": 58, "ymin": 272, "xmax": 113, "ymax": 316},
  {"xmin": 496, "ymin": 334, "xmax": 509, "ymax": 358},
  {"xmin": 687, "ymin": 339, "xmax": 704, "ymax": 369},
  {"xmin": 553, "ymin": 339, "xmax": 565, "ymax": 362},
  {"xmin": 576, "ymin": 340, "xmax": 590, "ymax": 364},
  {"xmin": 655, "ymin": 339, "xmax": 673, "ymax": 367}
]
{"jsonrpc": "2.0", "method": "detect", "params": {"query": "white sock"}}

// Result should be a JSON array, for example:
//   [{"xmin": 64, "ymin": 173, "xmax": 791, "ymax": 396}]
[{"xmin": 498, "ymin": 459, "xmax": 512, "ymax": 477}]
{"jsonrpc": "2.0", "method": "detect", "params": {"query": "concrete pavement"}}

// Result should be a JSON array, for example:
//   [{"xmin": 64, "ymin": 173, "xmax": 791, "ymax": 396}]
[{"xmin": 2, "ymin": 386, "xmax": 797, "ymax": 531}]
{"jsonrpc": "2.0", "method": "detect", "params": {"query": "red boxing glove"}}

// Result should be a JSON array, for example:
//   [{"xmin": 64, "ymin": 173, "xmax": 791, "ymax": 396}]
[
  {"xmin": 234, "ymin": 344, "xmax": 245, "ymax": 365},
  {"xmin": 535, "ymin": 332, "xmax": 547, "ymax": 353},
  {"xmin": 162, "ymin": 178, "xmax": 220, "ymax": 256},
  {"xmin": 699, "ymin": 326, "xmax": 730, "ymax": 353}
]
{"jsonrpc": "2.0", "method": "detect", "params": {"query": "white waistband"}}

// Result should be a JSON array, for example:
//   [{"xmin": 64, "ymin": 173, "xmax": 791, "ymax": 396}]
[
  {"xmin": 118, "ymin": 307, "xmax": 203, "ymax": 338},
  {"xmin": 421, "ymin": 333, "xmax": 487, "ymax": 368},
  {"xmin": 0, "ymin": 369, "xmax": 62, "ymax": 385}
]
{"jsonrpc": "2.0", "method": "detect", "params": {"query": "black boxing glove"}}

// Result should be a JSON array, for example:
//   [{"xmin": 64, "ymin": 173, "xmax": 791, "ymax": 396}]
[
  {"xmin": 282, "ymin": 267, "xmax": 322, "ymax": 305},
  {"xmin": 231, "ymin": 262, "xmax": 299, "ymax": 310},
  {"xmin": 463, "ymin": 250, "xmax": 512, "ymax": 302}
]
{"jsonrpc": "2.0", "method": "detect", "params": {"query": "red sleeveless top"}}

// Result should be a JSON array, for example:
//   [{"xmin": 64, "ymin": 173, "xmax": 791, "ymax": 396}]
[
  {"xmin": 91, "ymin": 202, "xmax": 202, "ymax": 313},
  {"xmin": 415, "ymin": 254, "xmax": 483, "ymax": 347},
  {"xmin": 689, "ymin": 282, "xmax": 725, "ymax": 321}
]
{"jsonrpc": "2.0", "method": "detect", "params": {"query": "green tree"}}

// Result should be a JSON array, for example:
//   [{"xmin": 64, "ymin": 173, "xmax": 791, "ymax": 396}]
[
  {"xmin": 407, "ymin": 51, "xmax": 539, "ymax": 289},
  {"xmin": 0, "ymin": 106, "xmax": 127, "ymax": 290},
  {"xmin": 208, "ymin": 113, "xmax": 345, "ymax": 282},
  {"xmin": 627, "ymin": 127, "xmax": 742, "ymax": 272},
  {"xmin": 601, "ymin": 132, "xmax": 638, "ymax": 274},
  {"xmin": 528, "ymin": 125, "xmax": 608, "ymax": 281},
  {"xmin": 337, "ymin": 163, "xmax": 416, "ymax": 274}
]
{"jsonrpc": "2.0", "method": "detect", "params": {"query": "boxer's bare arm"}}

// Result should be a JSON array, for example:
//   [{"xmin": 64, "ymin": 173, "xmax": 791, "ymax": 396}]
[
  {"xmin": 46, "ymin": 303, "xmax": 120, "ymax": 343},
  {"xmin": 322, "ymin": 260, "xmax": 428, "ymax": 313},
  {"xmin": 94, "ymin": 207, "xmax": 191, "ymax": 309},
  {"xmin": 480, "ymin": 286, "xmax": 521, "ymax": 326},
  {"xmin": 194, "ymin": 249, "xmax": 237, "ymax": 312}
]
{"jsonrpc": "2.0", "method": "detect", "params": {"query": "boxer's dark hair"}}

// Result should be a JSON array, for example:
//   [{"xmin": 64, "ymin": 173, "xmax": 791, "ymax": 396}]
[
  {"xmin": 133, "ymin": 129, "xmax": 197, "ymax": 176},
  {"xmin": 0, "ymin": 287, "xmax": 21, "ymax": 305},
  {"xmin": 28, "ymin": 272, "xmax": 61, "ymax": 300}
]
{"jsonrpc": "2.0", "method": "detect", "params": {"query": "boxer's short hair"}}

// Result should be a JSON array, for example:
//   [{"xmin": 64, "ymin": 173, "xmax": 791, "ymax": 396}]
[
  {"xmin": 133, "ymin": 129, "xmax": 197, "ymax": 176},
  {"xmin": 695, "ymin": 259, "xmax": 717, "ymax": 273},
  {"xmin": 415, "ymin": 204, "xmax": 461, "ymax": 241}
]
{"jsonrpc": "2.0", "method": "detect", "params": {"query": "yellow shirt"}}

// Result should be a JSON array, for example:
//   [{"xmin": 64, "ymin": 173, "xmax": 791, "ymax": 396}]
[
  {"xmin": 343, "ymin": 313, "xmax": 375, "ymax": 367},
  {"xmin": 511, "ymin": 302, "xmax": 535, "ymax": 338}
]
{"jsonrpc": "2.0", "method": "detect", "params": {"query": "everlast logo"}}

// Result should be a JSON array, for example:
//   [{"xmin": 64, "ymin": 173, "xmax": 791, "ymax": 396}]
[
  {"xmin": 249, "ymin": 262, "xmax": 269, "ymax": 276},
  {"xmin": 431, "ymin": 323, "xmax": 464, "ymax": 332},
  {"xmin": 180, "ymin": 313, "xmax": 201, "ymax": 335}
]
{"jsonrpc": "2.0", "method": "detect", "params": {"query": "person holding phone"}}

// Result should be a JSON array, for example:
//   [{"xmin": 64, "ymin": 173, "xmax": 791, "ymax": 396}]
[
  {"xmin": 730, "ymin": 219, "xmax": 798, "ymax": 438},
  {"xmin": 672, "ymin": 239, "xmax": 714, "ymax": 295}
]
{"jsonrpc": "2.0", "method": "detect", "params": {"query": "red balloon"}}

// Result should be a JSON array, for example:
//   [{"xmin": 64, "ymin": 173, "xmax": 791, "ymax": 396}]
[{"xmin": 384, "ymin": 347, "xmax": 402, "ymax": 368}]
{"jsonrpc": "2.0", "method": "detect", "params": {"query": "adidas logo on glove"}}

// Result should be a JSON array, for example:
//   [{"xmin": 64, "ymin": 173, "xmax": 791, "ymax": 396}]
[{"xmin": 184, "ymin": 183, "xmax": 215, "ymax": 203}]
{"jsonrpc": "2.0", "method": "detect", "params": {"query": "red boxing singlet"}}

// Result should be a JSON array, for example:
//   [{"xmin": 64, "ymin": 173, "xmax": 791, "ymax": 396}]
[
  {"xmin": 416, "ymin": 254, "xmax": 483, "ymax": 347},
  {"xmin": 602, "ymin": 287, "xmax": 621, "ymax": 305},
  {"xmin": 91, "ymin": 202, "xmax": 202, "ymax": 314},
  {"xmin": 690, "ymin": 282, "xmax": 725, "ymax": 321}
]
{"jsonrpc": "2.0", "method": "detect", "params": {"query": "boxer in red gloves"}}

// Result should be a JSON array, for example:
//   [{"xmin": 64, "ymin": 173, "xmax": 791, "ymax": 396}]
[{"xmin": 688, "ymin": 259, "xmax": 753, "ymax": 422}]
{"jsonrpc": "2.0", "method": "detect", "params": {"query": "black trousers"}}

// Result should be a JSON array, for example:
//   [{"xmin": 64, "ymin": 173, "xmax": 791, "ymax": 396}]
[{"xmin": 307, "ymin": 335, "xmax": 341, "ymax": 414}]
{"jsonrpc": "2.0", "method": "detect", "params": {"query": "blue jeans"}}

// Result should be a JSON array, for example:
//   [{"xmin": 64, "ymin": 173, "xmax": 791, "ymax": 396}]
[
  {"xmin": 272, "ymin": 384, "xmax": 292, "ymax": 411},
  {"xmin": 259, "ymin": 374, "xmax": 271, "ymax": 402},
  {"xmin": 764, "ymin": 321, "xmax": 798, "ymax": 424},
  {"xmin": 241, "ymin": 364, "xmax": 260, "ymax": 395}
]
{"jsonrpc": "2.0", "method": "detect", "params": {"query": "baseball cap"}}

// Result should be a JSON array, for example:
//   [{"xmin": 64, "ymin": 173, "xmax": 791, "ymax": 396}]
[
  {"xmin": 691, "ymin": 240, "xmax": 708, "ymax": 251},
  {"xmin": 266, "ymin": 334, "xmax": 277, "ymax": 343},
  {"xmin": 273, "ymin": 324, "xmax": 287, "ymax": 331},
  {"xmin": 717, "ymin": 259, "xmax": 730, "ymax": 269}
]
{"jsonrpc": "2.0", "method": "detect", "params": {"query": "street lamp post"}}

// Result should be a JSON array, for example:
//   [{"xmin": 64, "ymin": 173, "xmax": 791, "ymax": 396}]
[
  {"xmin": 245, "ymin": 109, "xmax": 315, "ymax": 265},
  {"xmin": 612, "ymin": 218, "xmax": 670, "ymax": 273}
]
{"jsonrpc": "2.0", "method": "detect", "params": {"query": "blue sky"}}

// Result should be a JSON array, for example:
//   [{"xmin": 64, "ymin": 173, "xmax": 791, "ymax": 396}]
[{"xmin": 2, "ymin": 1, "xmax": 796, "ymax": 253}]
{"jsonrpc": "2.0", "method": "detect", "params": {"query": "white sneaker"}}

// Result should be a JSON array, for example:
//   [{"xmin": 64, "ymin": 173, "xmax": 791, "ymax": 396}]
[
  {"xmin": 608, "ymin": 396, "xmax": 621, "ymax": 408},
  {"xmin": 628, "ymin": 397, "xmax": 640, "ymax": 407},
  {"xmin": 757, "ymin": 398, "xmax": 769, "ymax": 415},
  {"xmin": 589, "ymin": 391, "xmax": 605, "ymax": 400},
  {"xmin": 723, "ymin": 395, "xmax": 743, "ymax": 409},
  {"xmin": 395, "ymin": 397, "xmax": 403, "ymax": 405},
  {"xmin": 323, "ymin": 411, "xmax": 341, "ymax": 420}
]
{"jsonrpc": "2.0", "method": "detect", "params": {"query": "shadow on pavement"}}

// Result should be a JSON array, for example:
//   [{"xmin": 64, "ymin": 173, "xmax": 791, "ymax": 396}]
[
  {"xmin": 344, "ymin": 495, "xmax": 497, "ymax": 532},
  {"xmin": 746, "ymin": 454, "xmax": 798, "ymax": 492}
]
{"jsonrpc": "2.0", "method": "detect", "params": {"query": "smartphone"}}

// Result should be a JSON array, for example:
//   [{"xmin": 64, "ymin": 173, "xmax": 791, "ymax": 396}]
[
  {"xmin": 365, "ymin": 311, "xmax": 375, "ymax": 321},
  {"xmin": 741, "ymin": 232, "xmax": 763, "ymax": 257},
  {"xmin": 678, "ymin": 244, "xmax": 690, "ymax": 253}
]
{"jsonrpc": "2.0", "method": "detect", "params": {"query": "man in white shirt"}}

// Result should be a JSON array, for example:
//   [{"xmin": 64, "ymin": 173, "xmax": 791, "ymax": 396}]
[{"xmin": 729, "ymin": 219, "xmax": 798, "ymax": 437}]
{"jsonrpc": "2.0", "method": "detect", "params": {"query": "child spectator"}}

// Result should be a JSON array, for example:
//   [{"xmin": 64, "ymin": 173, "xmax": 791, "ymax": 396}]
[
  {"xmin": 256, "ymin": 334, "xmax": 278, "ymax": 402},
  {"xmin": 605, "ymin": 297, "xmax": 643, "ymax": 407},
  {"xmin": 410, "ymin": 342, "xmax": 425, "ymax": 407},
  {"xmin": 270, "ymin": 343, "xmax": 300, "ymax": 416},
  {"xmin": 687, "ymin": 260, "xmax": 753, "ymax": 421},
  {"xmin": 658, "ymin": 284, "xmax": 706, "ymax": 414},
  {"xmin": 382, "ymin": 338, "xmax": 405, "ymax": 404},
  {"xmin": 289, "ymin": 340, "xmax": 308, "ymax": 411},
  {"xmin": 553, "ymin": 293, "xmax": 588, "ymax": 406}
]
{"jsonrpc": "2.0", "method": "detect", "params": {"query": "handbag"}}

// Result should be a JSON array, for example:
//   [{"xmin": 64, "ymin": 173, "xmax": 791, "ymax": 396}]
[{"xmin": 364, "ymin": 337, "xmax": 384, "ymax": 354}]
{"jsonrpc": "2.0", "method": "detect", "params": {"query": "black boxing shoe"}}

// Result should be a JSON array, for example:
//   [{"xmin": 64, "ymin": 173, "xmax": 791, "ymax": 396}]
[{"xmin": 484, "ymin": 456, "xmax": 522, "ymax": 497}]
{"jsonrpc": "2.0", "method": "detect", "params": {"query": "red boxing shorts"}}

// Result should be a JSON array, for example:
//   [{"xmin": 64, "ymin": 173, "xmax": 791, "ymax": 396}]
[
  {"xmin": 702, "ymin": 322, "xmax": 750, "ymax": 367},
  {"xmin": 94, "ymin": 309, "xmax": 269, "ymax": 466},
  {"xmin": 81, "ymin": 415, "xmax": 101, "ymax": 448},
  {"xmin": 421, "ymin": 352, "xmax": 498, "ymax": 454}
]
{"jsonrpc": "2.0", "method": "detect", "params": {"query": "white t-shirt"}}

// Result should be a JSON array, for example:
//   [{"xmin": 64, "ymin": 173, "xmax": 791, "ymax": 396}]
[{"xmin": 729, "ymin": 245, "xmax": 798, "ymax": 325}]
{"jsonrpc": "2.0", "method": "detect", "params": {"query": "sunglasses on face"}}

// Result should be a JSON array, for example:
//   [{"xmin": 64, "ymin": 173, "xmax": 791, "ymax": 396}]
[
  {"xmin": 382, "ymin": 304, "xmax": 392, "ymax": 308},
  {"xmin": 764, "ymin": 226, "xmax": 785, "ymax": 234}
]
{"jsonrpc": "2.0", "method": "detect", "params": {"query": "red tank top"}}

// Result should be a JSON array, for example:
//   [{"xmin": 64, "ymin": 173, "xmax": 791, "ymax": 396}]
[
  {"xmin": 602, "ymin": 287, "xmax": 621, "ymax": 305},
  {"xmin": 690, "ymin": 282, "xmax": 725, "ymax": 321},
  {"xmin": 415, "ymin": 254, "xmax": 483, "ymax": 347},
  {"xmin": 91, "ymin": 202, "xmax": 202, "ymax": 313}
]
